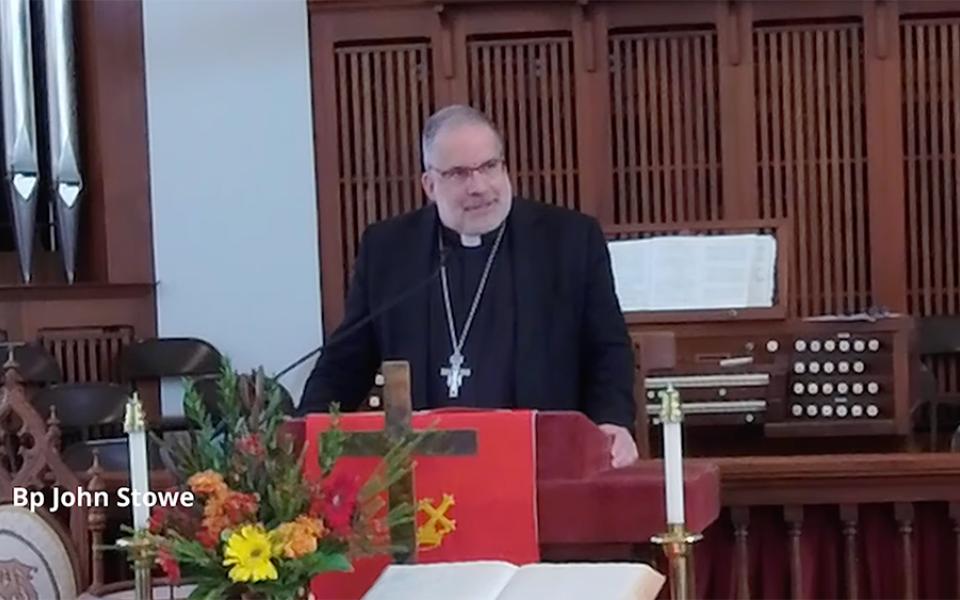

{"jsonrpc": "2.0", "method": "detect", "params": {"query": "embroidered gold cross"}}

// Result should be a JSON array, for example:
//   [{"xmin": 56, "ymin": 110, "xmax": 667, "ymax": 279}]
[{"xmin": 417, "ymin": 494, "xmax": 457, "ymax": 550}]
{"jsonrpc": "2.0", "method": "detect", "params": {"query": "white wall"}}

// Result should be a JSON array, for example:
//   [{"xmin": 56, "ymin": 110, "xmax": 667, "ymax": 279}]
[{"xmin": 141, "ymin": 0, "xmax": 322, "ymax": 414}]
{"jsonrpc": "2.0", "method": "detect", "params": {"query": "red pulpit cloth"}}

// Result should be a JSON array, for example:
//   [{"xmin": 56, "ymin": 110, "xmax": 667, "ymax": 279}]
[
  {"xmin": 304, "ymin": 410, "xmax": 540, "ymax": 599},
  {"xmin": 294, "ymin": 409, "xmax": 721, "ymax": 599}
]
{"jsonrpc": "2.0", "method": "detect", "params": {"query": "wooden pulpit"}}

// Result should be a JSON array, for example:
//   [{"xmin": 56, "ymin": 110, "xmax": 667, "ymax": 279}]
[{"xmin": 285, "ymin": 359, "xmax": 721, "ymax": 598}]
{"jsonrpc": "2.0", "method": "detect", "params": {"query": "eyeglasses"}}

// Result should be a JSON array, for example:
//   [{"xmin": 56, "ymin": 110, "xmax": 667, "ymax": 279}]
[{"xmin": 428, "ymin": 157, "xmax": 505, "ymax": 183}]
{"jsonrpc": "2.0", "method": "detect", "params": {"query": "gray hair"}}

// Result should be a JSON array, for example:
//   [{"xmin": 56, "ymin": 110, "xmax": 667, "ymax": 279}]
[{"xmin": 421, "ymin": 105, "xmax": 504, "ymax": 169}]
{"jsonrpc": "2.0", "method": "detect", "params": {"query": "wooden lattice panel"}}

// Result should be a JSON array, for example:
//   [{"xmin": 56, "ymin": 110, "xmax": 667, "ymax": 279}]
[
  {"xmin": 902, "ymin": 17, "xmax": 960, "ymax": 399},
  {"xmin": 334, "ymin": 41, "xmax": 434, "ymax": 281},
  {"xmin": 609, "ymin": 28, "xmax": 723, "ymax": 224},
  {"xmin": 467, "ymin": 35, "xmax": 579, "ymax": 211},
  {"xmin": 754, "ymin": 21, "xmax": 871, "ymax": 317},
  {"xmin": 37, "ymin": 326, "xmax": 134, "ymax": 383},
  {"xmin": 902, "ymin": 17, "xmax": 960, "ymax": 317}
]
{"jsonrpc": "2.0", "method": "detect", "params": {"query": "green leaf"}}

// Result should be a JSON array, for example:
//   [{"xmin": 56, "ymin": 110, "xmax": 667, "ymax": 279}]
[
  {"xmin": 295, "ymin": 551, "xmax": 353, "ymax": 574},
  {"xmin": 188, "ymin": 579, "xmax": 232, "ymax": 600}
]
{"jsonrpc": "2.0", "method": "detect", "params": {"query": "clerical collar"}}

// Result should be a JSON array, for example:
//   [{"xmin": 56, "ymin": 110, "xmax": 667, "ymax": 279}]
[{"xmin": 440, "ymin": 222, "xmax": 504, "ymax": 249}]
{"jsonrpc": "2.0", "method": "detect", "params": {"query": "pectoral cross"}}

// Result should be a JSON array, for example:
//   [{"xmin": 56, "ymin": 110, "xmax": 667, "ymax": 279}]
[{"xmin": 440, "ymin": 352, "xmax": 471, "ymax": 398}]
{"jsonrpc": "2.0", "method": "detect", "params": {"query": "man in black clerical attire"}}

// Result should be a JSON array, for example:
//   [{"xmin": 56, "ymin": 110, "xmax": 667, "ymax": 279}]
[{"xmin": 300, "ymin": 105, "xmax": 638, "ymax": 467}]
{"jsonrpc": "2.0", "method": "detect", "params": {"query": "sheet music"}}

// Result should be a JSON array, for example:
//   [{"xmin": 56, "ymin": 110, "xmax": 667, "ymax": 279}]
[{"xmin": 608, "ymin": 234, "xmax": 777, "ymax": 312}]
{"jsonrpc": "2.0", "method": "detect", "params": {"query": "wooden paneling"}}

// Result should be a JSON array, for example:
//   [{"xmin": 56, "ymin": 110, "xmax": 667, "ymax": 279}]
[
  {"xmin": 468, "ymin": 35, "xmax": 579, "ymax": 210},
  {"xmin": 308, "ymin": 0, "xmax": 960, "ymax": 335},
  {"xmin": 754, "ymin": 20, "xmax": 871, "ymax": 318},
  {"xmin": 75, "ymin": 0, "xmax": 155, "ymax": 285},
  {"xmin": 609, "ymin": 28, "xmax": 723, "ymax": 224},
  {"xmin": 334, "ymin": 41, "xmax": 435, "ymax": 289}
]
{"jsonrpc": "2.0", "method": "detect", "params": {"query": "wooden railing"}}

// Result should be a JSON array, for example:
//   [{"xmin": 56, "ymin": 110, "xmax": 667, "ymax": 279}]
[{"xmin": 696, "ymin": 453, "xmax": 960, "ymax": 599}]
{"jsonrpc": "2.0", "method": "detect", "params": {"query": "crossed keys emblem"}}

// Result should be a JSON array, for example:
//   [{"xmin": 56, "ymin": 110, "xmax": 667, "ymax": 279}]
[{"xmin": 416, "ymin": 494, "xmax": 456, "ymax": 550}]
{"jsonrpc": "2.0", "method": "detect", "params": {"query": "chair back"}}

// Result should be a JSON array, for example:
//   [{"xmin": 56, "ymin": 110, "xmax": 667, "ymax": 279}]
[
  {"xmin": 61, "ymin": 437, "xmax": 165, "ymax": 473},
  {"xmin": 120, "ymin": 337, "xmax": 222, "ymax": 380},
  {"xmin": 31, "ymin": 383, "xmax": 129, "ymax": 429},
  {"xmin": 913, "ymin": 316, "xmax": 960, "ymax": 448},
  {"xmin": 11, "ymin": 343, "xmax": 63, "ymax": 385},
  {"xmin": 917, "ymin": 316, "xmax": 960, "ymax": 356}
]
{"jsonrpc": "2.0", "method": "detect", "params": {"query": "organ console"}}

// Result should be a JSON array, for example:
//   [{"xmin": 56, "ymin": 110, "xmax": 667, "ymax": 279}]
[
  {"xmin": 639, "ymin": 314, "xmax": 916, "ymax": 438},
  {"xmin": 610, "ymin": 220, "xmax": 919, "ymax": 449}
]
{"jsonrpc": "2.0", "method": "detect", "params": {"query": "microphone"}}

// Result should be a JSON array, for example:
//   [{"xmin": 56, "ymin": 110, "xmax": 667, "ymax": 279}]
[{"xmin": 274, "ymin": 245, "xmax": 451, "ymax": 380}]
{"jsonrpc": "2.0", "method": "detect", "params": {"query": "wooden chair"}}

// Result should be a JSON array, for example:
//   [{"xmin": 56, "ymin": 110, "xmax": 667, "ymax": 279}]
[
  {"xmin": 31, "ymin": 382, "xmax": 129, "ymax": 442},
  {"xmin": 119, "ymin": 336, "xmax": 223, "ymax": 427},
  {"xmin": 13, "ymin": 342, "xmax": 63, "ymax": 385},
  {"xmin": 120, "ymin": 337, "xmax": 295, "ymax": 421},
  {"xmin": 120, "ymin": 337, "xmax": 223, "ymax": 380}
]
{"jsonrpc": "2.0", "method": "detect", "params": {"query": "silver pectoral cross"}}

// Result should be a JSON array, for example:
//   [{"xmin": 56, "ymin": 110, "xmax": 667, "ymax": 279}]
[{"xmin": 440, "ymin": 352, "xmax": 471, "ymax": 398}]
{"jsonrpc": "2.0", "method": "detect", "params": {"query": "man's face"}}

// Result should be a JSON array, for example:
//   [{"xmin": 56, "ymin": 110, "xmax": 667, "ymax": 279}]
[{"xmin": 421, "ymin": 123, "xmax": 513, "ymax": 236}]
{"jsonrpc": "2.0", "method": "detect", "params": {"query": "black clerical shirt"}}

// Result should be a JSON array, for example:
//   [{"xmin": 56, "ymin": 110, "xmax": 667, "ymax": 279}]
[{"xmin": 427, "ymin": 218, "xmax": 516, "ymax": 409}]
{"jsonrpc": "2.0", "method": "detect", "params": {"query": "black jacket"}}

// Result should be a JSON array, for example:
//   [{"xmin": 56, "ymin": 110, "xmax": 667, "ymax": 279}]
[{"xmin": 299, "ymin": 197, "xmax": 636, "ymax": 429}]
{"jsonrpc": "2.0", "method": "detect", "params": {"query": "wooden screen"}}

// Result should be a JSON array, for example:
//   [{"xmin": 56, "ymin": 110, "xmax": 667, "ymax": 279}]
[
  {"xmin": 310, "ymin": 1, "xmax": 960, "ymax": 332},
  {"xmin": 467, "ymin": 35, "xmax": 579, "ymax": 211},
  {"xmin": 902, "ymin": 16, "xmax": 960, "ymax": 397},
  {"xmin": 334, "ymin": 41, "xmax": 434, "ymax": 285},
  {"xmin": 755, "ymin": 20, "xmax": 871, "ymax": 318},
  {"xmin": 902, "ymin": 17, "xmax": 960, "ymax": 317},
  {"xmin": 609, "ymin": 28, "xmax": 723, "ymax": 224}
]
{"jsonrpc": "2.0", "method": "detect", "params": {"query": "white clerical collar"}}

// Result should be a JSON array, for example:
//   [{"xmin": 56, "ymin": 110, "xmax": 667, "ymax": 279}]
[{"xmin": 460, "ymin": 234, "xmax": 482, "ymax": 248}]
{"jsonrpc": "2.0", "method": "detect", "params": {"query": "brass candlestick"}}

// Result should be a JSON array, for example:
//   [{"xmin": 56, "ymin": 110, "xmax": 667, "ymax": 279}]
[
  {"xmin": 117, "ymin": 535, "xmax": 153, "ymax": 600},
  {"xmin": 652, "ymin": 386, "xmax": 701, "ymax": 600},
  {"xmin": 651, "ymin": 523, "xmax": 702, "ymax": 600}
]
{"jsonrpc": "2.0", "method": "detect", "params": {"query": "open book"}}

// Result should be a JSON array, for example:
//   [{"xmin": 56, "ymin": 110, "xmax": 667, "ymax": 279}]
[
  {"xmin": 608, "ymin": 233, "xmax": 777, "ymax": 311},
  {"xmin": 361, "ymin": 561, "xmax": 666, "ymax": 600}
]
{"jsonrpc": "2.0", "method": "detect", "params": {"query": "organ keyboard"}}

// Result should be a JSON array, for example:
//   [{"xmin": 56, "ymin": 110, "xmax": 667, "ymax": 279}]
[{"xmin": 639, "ymin": 315, "xmax": 916, "ymax": 438}]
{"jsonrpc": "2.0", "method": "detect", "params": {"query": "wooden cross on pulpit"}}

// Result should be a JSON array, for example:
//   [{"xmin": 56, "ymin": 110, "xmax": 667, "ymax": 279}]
[{"xmin": 337, "ymin": 361, "xmax": 478, "ymax": 563}]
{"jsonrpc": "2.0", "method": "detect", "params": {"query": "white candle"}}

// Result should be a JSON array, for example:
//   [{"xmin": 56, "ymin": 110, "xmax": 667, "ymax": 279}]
[
  {"xmin": 125, "ymin": 394, "xmax": 150, "ymax": 530},
  {"xmin": 659, "ymin": 386, "xmax": 685, "ymax": 525},
  {"xmin": 663, "ymin": 419, "xmax": 685, "ymax": 524}
]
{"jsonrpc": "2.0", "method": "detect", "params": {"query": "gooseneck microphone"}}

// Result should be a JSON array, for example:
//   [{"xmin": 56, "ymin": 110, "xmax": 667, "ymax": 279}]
[{"xmin": 274, "ymin": 245, "xmax": 451, "ymax": 380}]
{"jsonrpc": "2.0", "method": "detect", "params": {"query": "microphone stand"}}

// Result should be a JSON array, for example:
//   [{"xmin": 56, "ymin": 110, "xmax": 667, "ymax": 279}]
[{"xmin": 274, "ymin": 246, "xmax": 450, "ymax": 381}]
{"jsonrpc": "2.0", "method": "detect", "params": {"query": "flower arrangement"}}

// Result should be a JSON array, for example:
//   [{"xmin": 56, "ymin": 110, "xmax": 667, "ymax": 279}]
[{"xmin": 133, "ymin": 360, "xmax": 417, "ymax": 600}]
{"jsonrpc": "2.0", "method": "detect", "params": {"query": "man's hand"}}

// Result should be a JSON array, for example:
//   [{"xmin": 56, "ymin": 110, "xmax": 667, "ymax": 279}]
[{"xmin": 598, "ymin": 424, "xmax": 639, "ymax": 468}]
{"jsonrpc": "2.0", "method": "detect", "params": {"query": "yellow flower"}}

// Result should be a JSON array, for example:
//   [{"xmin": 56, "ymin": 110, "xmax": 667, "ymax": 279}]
[
  {"xmin": 223, "ymin": 525, "xmax": 278, "ymax": 583},
  {"xmin": 271, "ymin": 516, "xmax": 325, "ymax": 559}
]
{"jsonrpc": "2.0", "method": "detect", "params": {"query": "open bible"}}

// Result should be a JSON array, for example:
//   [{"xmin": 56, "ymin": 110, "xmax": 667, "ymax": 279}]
[{"xmin": 359, "ymin": 561, "xmax": 666, "ymax": 600}]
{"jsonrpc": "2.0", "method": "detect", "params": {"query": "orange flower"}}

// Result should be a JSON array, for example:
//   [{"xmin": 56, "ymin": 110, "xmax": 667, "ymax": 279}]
[
  {"xmin": 198, "ymin": 487, "xmax": 259, "ymax": 544},
  {"xmin": 270, "ymin": 516, "xmax": 326, "ymax": 559},
  {"xmin": 294, "ymin": 515, "xmax": 325, "ymax": 538},
  {"xmin": 188, "ymin": 470, "xmax": 228, "ymax": 497},
  {"xmin": 202, "ymin": 514, "xmax": 231, "ymax": 541},
  {"xmin": 204, "ymin": 493, "xmax": 227, "ymax": 519}
]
